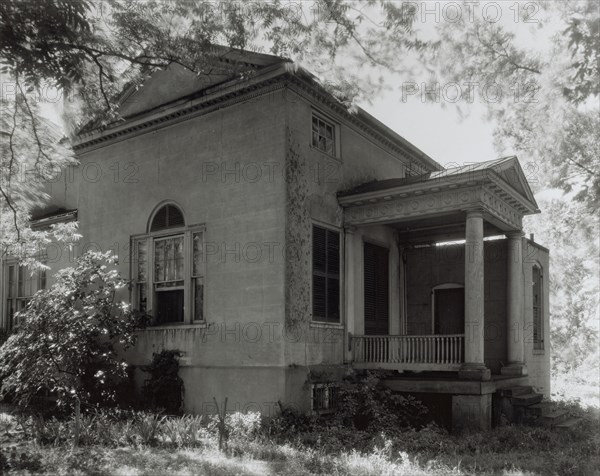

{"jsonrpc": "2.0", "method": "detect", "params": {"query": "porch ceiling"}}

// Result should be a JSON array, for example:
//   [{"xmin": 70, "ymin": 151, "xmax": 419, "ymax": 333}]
[
  {"xmin": 338, "ymin": 156, "xmax": 539, "ymax": 232},
  {"xmin": 390, "ymin": 212, "xmax": 504, "ymax": 244}
]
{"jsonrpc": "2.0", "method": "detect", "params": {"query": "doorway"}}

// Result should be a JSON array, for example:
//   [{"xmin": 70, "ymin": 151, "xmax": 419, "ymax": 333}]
[
  {"xmin": 364, "ymin": 242, "xmax": 389, "ymax": 335},
  {"xmin": 433, "ymin": 286, "xmax": 464, "ymax": 335}
]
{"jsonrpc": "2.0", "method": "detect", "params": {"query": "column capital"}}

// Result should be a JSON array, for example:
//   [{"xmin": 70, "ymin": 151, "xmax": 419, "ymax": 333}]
[
  {"xmin": 505, "ymin": 230, "xmax": 525, "ymax": 240},
  {"xmin": 464, "ymin": 208, "xmax": 485, "ymax": 220},
  {"xmin": 344, "ymin": 225, "xmax": 356, "ymax": 234}
]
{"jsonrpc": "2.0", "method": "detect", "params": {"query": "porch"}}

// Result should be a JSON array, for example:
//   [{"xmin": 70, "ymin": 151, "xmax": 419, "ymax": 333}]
[{"xmin": 339, "ymin": 157, "xmax": 540, "ymax": 381}]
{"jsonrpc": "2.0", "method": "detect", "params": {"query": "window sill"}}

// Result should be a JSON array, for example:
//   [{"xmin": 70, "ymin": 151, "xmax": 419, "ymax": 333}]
[
  {"xmin": 533, "ymin": 349, "xmax": 545, "ymax": 355},
  {"xmin": 309, "ymin": 145, "xmax": 342, "ymax": 163},
  {"xmin": 310, "ymin": 321, "xmax": 344, "ymax": 330}
]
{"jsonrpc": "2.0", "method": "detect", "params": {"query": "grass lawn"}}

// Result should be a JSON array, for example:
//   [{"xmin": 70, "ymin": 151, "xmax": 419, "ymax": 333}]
[{"xmin": 2, "ymin": 419, "xmax": 599, "ymax": 476}]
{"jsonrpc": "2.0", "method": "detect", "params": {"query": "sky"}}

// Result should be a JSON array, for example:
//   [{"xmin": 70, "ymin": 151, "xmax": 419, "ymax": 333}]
[
  {"xmin": 365, "ymin": 95, "xmax": 497, "ymax": 167},
  {"xmin": 351, "ymin": 0, "xmax": 562, "ymax": 168},
  {"xmin": 37, "ymin": 1, "xmax": 563, "ymax": 170}
]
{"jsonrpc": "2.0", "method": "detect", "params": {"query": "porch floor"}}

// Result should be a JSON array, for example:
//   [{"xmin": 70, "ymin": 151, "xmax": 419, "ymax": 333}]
[{"xmin": 383, "ymin": 372, "xmax": 529, "ymax": 396}]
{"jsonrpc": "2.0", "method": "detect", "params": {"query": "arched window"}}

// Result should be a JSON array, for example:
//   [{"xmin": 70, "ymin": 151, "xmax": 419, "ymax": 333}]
[
  {"xmin": 532, "ymin": 265, "xmax": 543, "ymax": 350},
  {"xmin": 150, "ymin": 204, "xmax": 185, "ymax": 232},
  {"xmin": 133, "ymin": 203, "xmax": 205, "ymax": 326}
]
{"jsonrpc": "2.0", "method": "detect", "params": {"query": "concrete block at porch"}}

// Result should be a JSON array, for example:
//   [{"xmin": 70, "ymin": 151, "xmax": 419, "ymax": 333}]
[{"xmin": 452, "ymin": 394, "xmax": 492, "ymax": 432}]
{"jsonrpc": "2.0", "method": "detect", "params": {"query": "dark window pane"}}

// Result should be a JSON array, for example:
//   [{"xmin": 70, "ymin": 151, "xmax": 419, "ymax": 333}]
[
  {"xmin": 155, "ymin": 290, "xmax": 184, "ymax": 324},
  {"xmin": 150, "ymin": 205, "xmax": 185, "ymax": 231},
  {"xmin": 194, "ymin": 279, "xmax": 204, "ymax": 321}
]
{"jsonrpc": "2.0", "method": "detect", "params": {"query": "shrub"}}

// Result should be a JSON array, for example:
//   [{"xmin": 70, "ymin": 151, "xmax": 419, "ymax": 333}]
[
  {"xmin": 226, "ymin": 411, "xmax": 261, "ymax": 441},
  {"xmin": 160, "ymin": 415, "xmax": 207, "ymax": 447},
  {"xmin": 334, "ymin": 371, "xmax": 428, "ymax": 435},
  {"xmin": 0, "ymin": 251, "xmax": 149, "ymax": 412},
  {"xmin": 142, "ymin": 350, "xmax": 184, "ymax": 414}
]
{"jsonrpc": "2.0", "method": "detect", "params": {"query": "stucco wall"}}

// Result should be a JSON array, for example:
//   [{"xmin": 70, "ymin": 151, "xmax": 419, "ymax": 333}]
[
  {"xmin": 405, "ymin": 239, "xmax": 509, "ymax": 373},
  {"xmin": 523, "ymin": 240, "xmax": 551, "ymax": 397},
  {"xmin": 282, "ymin": 87, "xmax": 416, "ymax": 409},
  {"xmin": 71, "ymin": 91, "xmax": 289, "ymax": 413}
]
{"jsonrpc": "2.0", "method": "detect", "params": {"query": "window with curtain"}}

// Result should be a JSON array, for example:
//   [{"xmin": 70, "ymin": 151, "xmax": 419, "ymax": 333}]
[{"xmin": 133, "ymin": 204, "xmax": 205, "ymax": 325}]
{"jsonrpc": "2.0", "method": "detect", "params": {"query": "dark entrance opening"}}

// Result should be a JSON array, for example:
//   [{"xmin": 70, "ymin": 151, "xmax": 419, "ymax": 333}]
[
  {"xmin": 434, "ymin": 287, "xmax": 464, "ymax": 335},
  {"xmin": 364, "ymin": 242, "xmax": 389, "ymax": 335}
]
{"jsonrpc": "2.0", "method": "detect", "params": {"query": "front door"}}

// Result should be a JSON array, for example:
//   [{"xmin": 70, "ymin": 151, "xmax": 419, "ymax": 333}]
[
  {"xmin": 434, "ymin": 287, "xmax": 464, "ymax": 334},
  {"xmin": 364, "ymin": 242, "xmax": 389, "ymax": 335}
]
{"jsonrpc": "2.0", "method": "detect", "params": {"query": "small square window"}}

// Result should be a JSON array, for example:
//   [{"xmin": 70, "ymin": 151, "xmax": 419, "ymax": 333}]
[
  {"xmin": 311, "ymin": 114, "xmax": 336, "ymax": 156},
  {"xmin": 311, "ymin": 383, "xmax": 339, "ymax": 414}
]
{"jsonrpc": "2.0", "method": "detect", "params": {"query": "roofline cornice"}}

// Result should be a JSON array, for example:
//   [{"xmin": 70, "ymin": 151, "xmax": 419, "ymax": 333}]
[
  {"xmin": 72, "ymin": 63, "xmax": 441, "ymax": 173},
  {"xmin": 338, "ymin": 169, "xmax": 491, "ymax": 206},
  {"xmin": 338, "ymin": 168, "xmax": 539, "ymax": 215}
]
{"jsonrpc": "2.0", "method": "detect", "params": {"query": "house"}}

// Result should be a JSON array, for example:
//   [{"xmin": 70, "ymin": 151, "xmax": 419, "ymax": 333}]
[{"xmin": 0, "ymin": 48, "xmax": 550, "ymax": 431}]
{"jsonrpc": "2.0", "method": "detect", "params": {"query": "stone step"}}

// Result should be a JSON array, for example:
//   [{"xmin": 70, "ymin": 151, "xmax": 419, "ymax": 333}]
[
  {"xmin": 511, "ymin": 392, "xmax": 543, "ymax": 406},
  {"xmin": 498, "ymin": 385, "xmax": 533, "ymax": 397},
  {"xmin": 555, "ymin": 417, "xmax": 583, "ymax": 430},
  {"xmin": 525, "ymin": 404, "xmax": 570, "ymax": 426}
]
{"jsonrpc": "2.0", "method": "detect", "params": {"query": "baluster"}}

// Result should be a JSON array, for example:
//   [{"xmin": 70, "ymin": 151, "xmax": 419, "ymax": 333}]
[
  {"xmin": 401, "ymin": 336, "xmax": 406, "ymax": 363},
  {"xmin": 443, "ymin": 337, "xmax": 447, "ymax": 364},
  {"xmin": 431, "ymin": 336, "xmax": 434, "ymax": 363},
  {"xmin": 444, "ymin": 337, "xmax": 447, "ymax": 364},
  {"xmin": 452, "ymin": 336, "xmax": 455, "ymax": 363}
]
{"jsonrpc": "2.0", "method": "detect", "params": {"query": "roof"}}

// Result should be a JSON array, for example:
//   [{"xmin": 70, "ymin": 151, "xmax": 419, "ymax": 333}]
[
  {"xmin": 74, "ymin": 46, "xmax": 442, "ymax": 172},
  {"xmin": 30, "ymin": 208, "xmax": 78, "ymax": 228},
  {"xmin": 339, "ymin": 156, "xmax": 539, "ymax": 214}
]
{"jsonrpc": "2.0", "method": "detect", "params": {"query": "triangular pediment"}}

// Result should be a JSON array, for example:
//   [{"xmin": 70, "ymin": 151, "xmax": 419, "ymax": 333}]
[
  {"xmin": 117, "ymin": 47, "xmax": 286, "ymax": 118},
  {"xmin": 488, "ymin": 156, "xmax": 538, "ymax": 206},
  {"xmin": 118, "ymin": 63, "xmax": 233, "ymax": 117}
]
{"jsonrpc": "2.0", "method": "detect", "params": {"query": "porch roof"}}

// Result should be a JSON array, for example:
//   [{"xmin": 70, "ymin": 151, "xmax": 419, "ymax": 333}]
[{"xmin": 338, "ymin": 156, "xmax": 539, "ymax": 237}]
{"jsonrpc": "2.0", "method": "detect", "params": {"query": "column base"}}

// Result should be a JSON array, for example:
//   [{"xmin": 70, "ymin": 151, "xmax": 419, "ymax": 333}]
[
  {"xmin": 458, "ymin": 363, "xmax": 491, "ymax": 381},
  {"xmin": 500, "ymin": 362, "xmax": 528, "ymax": 377},
  {"xmin": 452, "ymin": 394, "xmax": 492, "ymax": 432}
]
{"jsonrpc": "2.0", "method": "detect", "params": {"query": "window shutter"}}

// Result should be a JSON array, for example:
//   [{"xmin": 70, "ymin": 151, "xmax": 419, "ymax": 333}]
[
  {"xmin": 312, "ymin": 226, "xmax": 340, "ymax": 322},
  {"xmin": 364, "ymin": 243, "xmax": 389, "ymax": 335}
]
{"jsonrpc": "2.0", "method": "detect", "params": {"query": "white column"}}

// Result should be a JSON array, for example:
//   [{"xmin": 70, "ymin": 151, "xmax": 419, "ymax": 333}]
[
  {"xmin": 459, "ymin": 210, "xmax": 491, "ymax": 380},
  {"xmin": 501, "ymin": 231, "xmax": 527, "ymax": 376},
  {"xmin": 344, "ymin": 226, "xmax": 355, "ymax": 362}
]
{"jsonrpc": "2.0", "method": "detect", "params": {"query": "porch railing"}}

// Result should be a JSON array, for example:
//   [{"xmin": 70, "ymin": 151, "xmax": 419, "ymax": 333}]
[{"xmin": 351, "ymin": 334, "xmax": 464, "ymax": 371}]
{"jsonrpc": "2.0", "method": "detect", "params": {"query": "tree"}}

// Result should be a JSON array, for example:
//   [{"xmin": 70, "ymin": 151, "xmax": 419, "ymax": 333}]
[
  {"xmin": 0, "ymin": 251, "xmax": 147, "ymax": 443},
  {"xmin": 421, "ymin": 1, "xmax": 599, "ymax": 385},
  {"xmin": 0, "ymin": 0, "xmax": 424, "ymax": 262}
]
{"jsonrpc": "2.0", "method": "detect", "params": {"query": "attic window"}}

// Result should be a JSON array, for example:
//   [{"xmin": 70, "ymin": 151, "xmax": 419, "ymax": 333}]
[
  {"xmin": 150, "ymin": 205, "xmax": 185, "ymax": 232},
  {"xmin": 311, "ymin": 113, "xmax": 337, "ymax": 156}
]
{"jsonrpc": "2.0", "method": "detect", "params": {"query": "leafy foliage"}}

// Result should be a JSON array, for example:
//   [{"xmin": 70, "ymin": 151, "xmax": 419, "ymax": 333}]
[
  {"xmin": 0, "ymin": 251, "xmax": 148, "ymax": 409},
  {"xmin": 334, "ymin": 371, "xmax": 428, "ymax": 434},
  {"xmin": 142, "ymin": 350, "xmax": 184, "ymax": 414}
]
